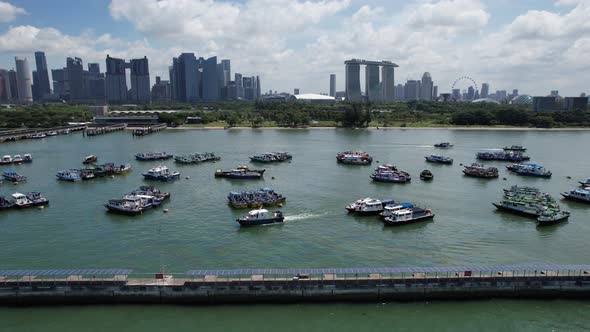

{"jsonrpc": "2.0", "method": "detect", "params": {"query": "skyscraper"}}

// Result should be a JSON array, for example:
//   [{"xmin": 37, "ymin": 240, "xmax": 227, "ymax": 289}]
[
  {"xmin": 8, "ymin": 70, "xmax": 19, "ymax": 100},
  {"xmin": 256, "ymin": 76, "xmax": 261, "ymax": 99},
  {"xmin": 217, "ymin": 59, "xmax": 231, "ymax": 100},
  {"xmin": 151, "ymin": 76, "xmax": 171, "ymax": 103},
  {"xmin": 381, "ymin": 66, "xmax": 395, "ymax": 102},
  {"xmin": 364, "ymin": 64, "xmax": 381, "ymax": 102},
  {"xmin": 394, "ymin": 84, "xmax": 404, "ymax": 101},
  {"xmin": 433, "ymin": 86, "xmax": 438, "ymax": 100},
  {"xmin": 0, "ymin": 69, "xmax": 11, "ymax": 102},
  {"xmin": 51, "ymin": 68, "xmax": 69, "ymax": 99},
  {"xmin": 481, "ymin": 83, "xmax": 489, "ymax": 98},
  {"xmin": 176, "ymin": 53, "xmax": 199, "ymax": 103},
  {"xmin": 15, "ymin": 57, "xmax": 33, "ymax": 103},
  {"xmin": 420, "ymin": 72, "xmax": 433, "ymax": 100},
  {"xmin": 235, "ymin": 73, "xmax": 244, "ymax": 100},
  {"xmin": 67, "ymin": 57, "xmax": 85, "ymax": 102},
  {"xmin": 202, "ymin": 56, "xmax": 219, "ymax": 102},
  {"xmin": 404, "ymin": 80, "xmax": 420, "ymax": 101},
  {"xmin": 294, "ymin": 88, "xmax": 300, "ymax": 95},
  {"xmin": 329, "ymin": 74, "xmax": 336, "ymax": 97},
  {"xmin": 129, "ymin": 56, "xmax": 150, "ymax": 103},
  {"xmin": 34, "ymin": 51, "xmax": 51, "ymax": 99},
  {"xmin": 105, "ymin": 55, "xmax": 128, "ymax": 103},
  {"xmin": 32, "ymin": 70, "xmax": 40, "ymax": 101},
  {"xmin": 88, "ymin": 63, "xmax": 100, "ymax": 76},
  {"xmin": 345, "ymin": 62, "xmax": 361, "ymax": 102}
]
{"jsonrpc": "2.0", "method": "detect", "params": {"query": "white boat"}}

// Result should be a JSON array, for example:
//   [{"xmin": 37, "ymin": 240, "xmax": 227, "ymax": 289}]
[
  {"xmin": 0, "ymin": 155, "xmax": 12, "ymax": 165},
  {"xmin": 561, "ymin": 189, "xmax": 590, "ymax": 203},
  {"xmin": 346, "ymin": 198, "xmax": 396, "ymax": 215},
  {"xmin": 236, "ymin": 209, "xmax": 285, "ymax": 226},
  {"xmin": 30, "ymin": 133, "xmax": 46, "ymax": 139},
  {"xmin": 46, "ymin": 131, "xmax": 58, "ymax": 136},
  {"xmin": 12, "ymin": 155, "xmax": 23, "ymax": 164},
  {"xmin": 383, "ymin": 207, "xmax": 435, "ymax": 226},
  {"xmin": 142, "ymin": 166, "xmax": 181, "ymax": 181},
  {"xmin": 579, "ymin": 179, "xmax": 590, "ymax": 187},
  {"xmin": 380, "ymin": 203, "xmax": 415, "ymax": 218},
  {"xmin": 12, "ymin": 193, "xmax": 32, "ymax": 208}
]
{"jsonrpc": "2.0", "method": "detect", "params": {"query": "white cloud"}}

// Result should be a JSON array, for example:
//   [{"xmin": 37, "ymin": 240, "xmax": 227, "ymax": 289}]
[{"xmin": 0, "ymin": 1, "xmax": 27, "ymax": 23}]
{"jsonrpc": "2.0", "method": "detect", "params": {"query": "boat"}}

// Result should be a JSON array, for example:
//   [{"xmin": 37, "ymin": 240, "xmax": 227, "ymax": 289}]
[
  {"xmin": 250, "ymin": 152, "xmax": 292, "ymax": 163},
  {"xmin": 135, "ymin": 152, "xmax": 173, "ymax": 161},
  {"xmin": 142, "ymin": 166, "xmax": 180, "ymax": 181},
  {"xmin": 113, "ymin": 163, "xmax": 132, "ymax": 174},
  {"xmin": 434, "ymin": 142, "xmax": 453, "ymax": 148},
  {"xmin": 0, "ymin": 196, "xmax": 15, "ymax": 210},
  {"xmin": 578, "ymin": 179, "xmax": 590, "ymax": 187},
  {"xmin": 493, "ymin": 186, "xmax": 566, "ymax": 219},
  {"xmin": 174, "ymin": 152, "xmax": 220, "ymax": 164},
  {"xmin": 561, "ymin": 188, "xmax": 590, "ymax": 203},
  {"xmin": 83, "ymin": 155, "xmax": 98, "ymax": 164},
  {"xmin": 537, "ymin": 209, "xmax": 570, "ymax": 225},
  {"xmin": 228, "ymin": 188, "xmax": 286, "ymax": 209},
  {"xmin": 503, "ymin": 145, "xmax": 527, "ymax": 152},
  {"xmin": 26, "ymin": 192, "xmax": 49, "ymax": 206},
  {"xmin": 11, "ymin": 192, "xmax": 48, "ymax": 208},
  {"xmin": 46, "ymin": 131, "xmax": 58, "ymax": 136},
  {"xmin": 79, "ymin": 168, "xmax": 96, "ymax": 180},
  {"xmin": 12, "ymin": 155, "xmax": 23, "ymax": 164},
  {"xmin": 236, "ymin": 209, "xmax": 285, "ymax": 226},
  {"xmin": 56, "ymin": 169, "xmax": 82, "ymax": 182},
  {"xmin": 345, "ymin": 197, "xmax": 396, "ymax": 215},
  {"xmin": 336, "ymin": 151, "xmax": 373, "ymax": 165},
  {"xmin": 370, "ymin": 164, "xmax": 411, "ymax": 183},
  {"xmin": 380, "ymin": 203, "xmax": 414, "ymax": 218},
  {"xmin": 420, "ymin": 170, "xmax": 433, "ymax": 180},
  {"xmin": 477, "ymin": 151, "xmax": 530, "ymax": 162},
  {"xmin": 383, "ymin": 207, "xmax": 434, "ymax": 226},
  {"xmin": 0, "ymin": 155, "xmax": 12, "ymax": 165},
  {"xmin": 425, "ymin": 154, "xmax": 453, "ymax": 164},
  {"xmin": 22, "ymin": 154, "xmax": 32, "ymax": 163},
  {"xmin": 30, "ymin": 133, "xmax": 46, "ymax": 139},
  {"xmin": 59, "ymin": 129, "xmax": 70, "ymax": 135},
  {"xmin": 506, "ymin": 163, "xmax": 552, "ymax": 177},
  {"xmin": 104, "ymin": 197, "xmax": 154, "ymax": 215},
  {"xmin": 2, "ymin": 170, "xmax": 26, "ymax": 182},
  {"xmin": 215, "ymin": 166, "xmax": 265, "ymax": 179},
  {"xmin": 125, "ymin": 186, "xmax": 170, "ymax": 204},
  {"xmin": 463, "ymin": 163, "xmax": 498, "ymax": 178}
]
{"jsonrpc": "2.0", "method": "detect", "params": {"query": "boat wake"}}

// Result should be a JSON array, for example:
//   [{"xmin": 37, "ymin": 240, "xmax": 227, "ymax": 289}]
[{"xmin": 284, "ymin": 213, "xmax": 325, "ymax": 222}]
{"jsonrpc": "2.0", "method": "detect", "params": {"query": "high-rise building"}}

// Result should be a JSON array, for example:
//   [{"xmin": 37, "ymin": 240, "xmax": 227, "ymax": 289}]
[
  {"xmin": 67, "ymin": 57, "xmax": 85, "ymax": 102},
  {"xmin": 243, "ymin": 76, "xmax": 256, "ymax": 100},
  {"xmin": 14, "ymin": 57, "xmax": 33, "ymax": 103},
  {"xmin": 381, "ymin": 66, "xmax": 395, "ymax": 102},
  {"xmin": 129, "ymin": 56, "xmax": 150, "ymax": 103},
  {"xmin": 256, "ymin": 76, "xmax": 261, "ymax": 99},
  {"xmin": 294, "ymin": 88, "xmax": 300, "ymax": 95},
  {"xmin": 433, "ymin": 86, "xmax": 438, "ymax": 100},
  {"xmin": 550, "ymin": 90, "xmax": 559, "ymax": 97},
  {"xmin": 0, "ymin": 69, "xmax": 11, "ymax": 102},
  {"xmin": 8, "ymin": 70, "xmax": 19, "ymax": 100},
  {"xmin": 105, "ymin": 55, "xmax": 128, "ymax": 103},
  {"xmin": 365, "ymin": 64, "xmax": 381, "ymax": 102},
  {"xmin": 202, "ymin": 56, "xmax": 219, "ymax": 102},
  {"xmin": 481, "ymin": 83, "xmax": 489, "ymax": 98},
  {"xmin": 452, "ymin": 89, "xmax": 461, "ymax": 101},
  {"xmin": 32, "ymin": 70, "xmax": 40, "ymax": 101},
  {"xmin": 235, "ymin": 73, "xmax": 244, "ymax": 100},
  {"xmin": 329, "ymin": 74, "xmax": 336, "ymax": 97},
  {"xmin": 217, "ymin": 59, "xmax": 231, "ymax": 100},
  {"xmin": 496, "ymin": 90, "xmax": 507, "ymax": 102},
  {"xmin": 345, "ymin": 62, "xmax": 361, "ymax": 101},
  {"xmin": 420, "ymin": 72, "xmax": 433, "ymax": 101},
  {"xmin": 88, "ymin": 63, "xmax": 100, "ymax": 76},
  {"xmin": 404, "ymin": 80, "xmax": 420, "ymax": 101},
  {"xmin": 34, "ymin": 51, "xmax": 51, "ymax": 99},
  {"xmin": 173, "ymin": 53, "xmax": 200, "ymax": 103},
  {"xmin": 51, "ymin": 68, "xmax": 69, "ymax": 99},
  {"xmin": 151, "ymin": 76, "xmax": 171, "ymax": 103},
  {"xmin": 394, "ymin": 84, "xmax": 404, "ymax": 101}
]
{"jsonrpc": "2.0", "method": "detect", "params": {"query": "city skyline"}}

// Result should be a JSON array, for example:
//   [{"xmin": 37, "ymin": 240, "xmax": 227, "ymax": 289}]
[{"xmin": 0, "ymin": 0, "xmax": 588, "ymax": 96}]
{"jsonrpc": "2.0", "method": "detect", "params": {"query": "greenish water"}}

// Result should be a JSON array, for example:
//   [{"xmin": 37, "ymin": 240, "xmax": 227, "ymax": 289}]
[{"xmin": 1, "ymin": 129, "xmax": 589, "ymax": 327}]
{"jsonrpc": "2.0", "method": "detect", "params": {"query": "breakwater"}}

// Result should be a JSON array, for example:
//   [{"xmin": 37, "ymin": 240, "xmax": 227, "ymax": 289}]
[{"xmin": 2, "ymin": 265, "xmax": 590, "ymax": 305}]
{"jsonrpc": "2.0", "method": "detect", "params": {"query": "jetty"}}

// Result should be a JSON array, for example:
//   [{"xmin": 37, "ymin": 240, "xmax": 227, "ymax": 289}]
[
  {"xmin": 132, "ymin": 123, "xmax": 167, "ymax": 136},
  {"xmin": 2, "ymin": 264, "xmax": 590, "ymax": 305},
  {"xmin": 0, "ymin": 125, "xmax": 87, "ymax": 144},
  {"xmin": 84, "ymin": 124, "xmax": 127, "ymax": 137}
]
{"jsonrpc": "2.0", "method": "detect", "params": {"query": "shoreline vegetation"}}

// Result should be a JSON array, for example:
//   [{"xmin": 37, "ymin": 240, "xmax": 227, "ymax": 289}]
[{"xmin": 1, "ymin": 100, "xmax": 589, "ymax": 130}]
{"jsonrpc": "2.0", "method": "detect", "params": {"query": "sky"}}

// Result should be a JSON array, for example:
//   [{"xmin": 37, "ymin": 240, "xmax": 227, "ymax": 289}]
[{"xmin": 0, "ymin": 0, "xmax": 588, "ymax": 96}]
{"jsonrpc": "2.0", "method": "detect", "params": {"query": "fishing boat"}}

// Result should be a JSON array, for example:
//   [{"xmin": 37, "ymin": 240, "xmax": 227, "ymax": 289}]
[
  {"xmin": 383, "ymin": 207, "xmax": 434, "ymax": 226},
  {"xmin": 346, "ymin": 197, "xmax": 396, "ymax": 215},
  {"xmin": 22, "ymin": 154, "xmax": 32, "ymax": 163},
  {"xmin": 336, "ymin": 151, "xmax": 373, "ymax": 165},
  {"xmin": 506, "ymin": 163, "xmax": 552, "ymax": 177},
  {"xmin": 561, "ymin": 188, "xmax": 590, "ymax": 203},
  {"xmin": 174, "ymin": 152, "xmax": 220, "ymax": 164},
  {"xmin": 2, "ymin": 170, "xmax": 26, "ymax": 182},
  {"xmin": 83, "ymin": 155, "xmax": 97, "ymax": 164},
  {"xmin": 113, "ymin": 163, "xmax": 132, "ymax": 174},
  {"xmin": 370, "ymin": 164, "xmax": 411, "ymax": 183},
  {"xmin": 503, "ymin": 145, "xmax": 527, "ymax": 152},
  {"xmin": 0, "ymin": 196, "xmax": 15, "ymax": 210},
  {"xmin": 420, "ymin": 170, "xmax": 433, "ymax": 180},
  {"xmin": 104, "ymin": 196, "xmax": 153, "ymax": 215},
  {"xmin": 425, "ymin": 154, "xmax": 453, "ymax": 164},
  {"xmin": 493, "ymin": 186, "xmax": 565, "ymax": 219},
  {"xmin": 46, "ymin": 131, "xmax": 58, "ymax": 136},
  {"xmin": 0, "ymin": 155, "xmax": 12, "ymax": 165},
  {"xmin": 537, "ymin": 209, "xmax": 570, "ymax": 225},
  {"xmin": 11, "ymin": 192, "xmax": 49, "ymax": 208},
  {"xmin": 380, "ymin": 203, "xmax": 414, "ymax": 218},
  {"xmin": 215, "ymin": 166, "xmax": 265, "ymax": 179},
  {"xmin": 477, "ymin": 151, "xmax": 530, "ymax": 162},
  {"xmin": 30, "ymin": 133, "xmax": 46, "ymax": 139},
  {"xmin": 79, "ymin": 168, "xmax": 96, "ymax": 180},
  {"xmin": 135, "ymin": 152, "xmax": 173, "ymax": 161},
  {"xmin": 463, "ymin": 163, "xmax": 499, "ymax": 178},
  {"xmin": 142, "ymin": 166, "xmax": 180, "ymax": 181},
  {"xmin": 250, "ymin": 152, "xmax": 292, "ymax": 163},
  {"xmin": 228, "ymin": 188, "xmax": 286, "ymax": 209},
  {"xmin": 125, "ymin": 186, "xmax": 170, "ymax": 204},
  {"xmin": 12, "ymin": 155, "xmax": 23, "ymax": 164},
  {"xmin": 236, "ymin": 209, "xmax": 285, "ymax": 226},
  {"xmin": 434, "ymin": 142, "xmax": 453, "ymax": 148},
  {"xmin": 56, "ymin": 169, "xmax": 82, "ymax": 182},
  {"xmin": 578, "ymin": 179, "xmax": 590, "ymax": 187}
]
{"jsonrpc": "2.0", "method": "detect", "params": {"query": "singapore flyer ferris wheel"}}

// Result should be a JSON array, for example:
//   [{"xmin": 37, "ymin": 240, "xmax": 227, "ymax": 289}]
[{"xmin": 451, "ymin": 76, "xmax": 479, "ymax": 101}]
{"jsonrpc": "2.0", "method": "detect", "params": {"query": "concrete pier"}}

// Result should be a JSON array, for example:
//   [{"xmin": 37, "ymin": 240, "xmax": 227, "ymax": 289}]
[
  {"xmin": 132, "ymin": 123, "xmax": 167, "ymax": 136},
  {"xmin": 84, "ymin": 124, "xmax": 127, "ymax": 136},
  {"xmin": 0, "ymin": 125, "xmax": 87, "ymax": 143}
]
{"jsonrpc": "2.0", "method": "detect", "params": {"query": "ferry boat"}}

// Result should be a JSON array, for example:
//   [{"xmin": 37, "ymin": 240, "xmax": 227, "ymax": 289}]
[
  {"xmin": 215, "ymin": 166, "xmax": 265, "ymax": 179},
  {"xmin": 420, "ymin": 170, "xmax": 433, "ymax": 180},
  {"xmin": 383, "ymin": 207, "xmax": 434, "ymax": 226},
  {"xmin": 135, "ymin": 152, "xmax": 173, "ymax": 161},
  {"xmin": 503, "ymin": 145, "xmax": 527, "ymax": 152},
  {"xmin": 2, "ymin": 170, "xmax": 26, "ymax": 182},
  {"xmin": 83, "ymin": 155, "xmax": 98, "ymax": 164},
  {"xmin": 561, "ymin": 188, "xmax": 590, "ymax": 203},
  {"xmin": 228, "ymin": 188, "xmax": 286, "ymax": 208},
  {"xmin": 336, "ymin": 151, "xmax": 373, "ymax": 165},
  {"xmin": 12, "ymin": 192, "xmax": 48, "ymax": 208},
  {"xmin": 380, "ymin": 203, "xmax": 414, "ymax": 218},
  {"xmin": 30, "ymin": 133, "xmax": 46, "ymax": 139},
  {"xmin": 12, "ymin": 155, "xmax": 23, "ymax": 164},
  {"xmin": 0, "ymin": 196, "xmax": 15, "ymax": 210},
  {"xmin": 425, "ymin": 154, "xmax": 453, "ymax": 164},
  {"xmin": 463, "ymin": 163, "xmax": 499, "ymax": 178},
  {"xmin": 56, "ymin": 170, "xmax": 82, "ymax": 182},
  {"xmin": 506, "ymin": 163, "xmax": 552, "ymax": 177},
  {"xmin": 250, "ymin": 152, "xmax": 292, "ymax": 163},
  {"xmin": 346, "ymin": 198, "xmax": 396, "ymax": 215},
  {"xmin": 434, "ymin": 142, "xmax": 453, "ymax": 148},
  {"xmin": 0, "ymin": 155, "xmax": 12, "ymax": 165},
  {"xmin": 142, "ymin": 166, "xmax": 180, "ymax": 181},
  {"xmin": 104, "ymin": 197, "xmax": 154, "ymax": 215},
  {"xmin": 537, "ymin": 209, "xmax": 570, "ymax": 225},
  {"xmin": 370, "ymin": 164, "xmax": 411, "ymax": 183},
  {"xmin": 22, "ymin": 154, "xmax": 32, "ymax": 163},
  {"xmin": 236, "ymin": 209, "xmax": 285, "ymax": 226}
]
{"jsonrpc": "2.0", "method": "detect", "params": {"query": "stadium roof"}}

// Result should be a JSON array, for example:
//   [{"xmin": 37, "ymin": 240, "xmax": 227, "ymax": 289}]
[{"xmin": 294, "ymin": 93, "xmax": 335, "ymax": 101}]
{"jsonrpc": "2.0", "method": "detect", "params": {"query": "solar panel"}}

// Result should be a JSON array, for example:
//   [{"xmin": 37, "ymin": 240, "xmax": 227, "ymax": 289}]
[{"xmin": 0, "ymin": 269, "xmax": 131, "ymax": 276}]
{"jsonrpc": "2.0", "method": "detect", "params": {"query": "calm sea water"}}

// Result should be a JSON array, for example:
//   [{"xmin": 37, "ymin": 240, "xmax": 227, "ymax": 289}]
[{"xmin": 1, "ymin": 128, "xmax": 589, "ymax": 329}]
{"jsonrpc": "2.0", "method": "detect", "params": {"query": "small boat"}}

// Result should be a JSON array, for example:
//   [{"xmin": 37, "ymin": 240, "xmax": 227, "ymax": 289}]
[
  {"xmin": 26, "ymin": 192, "xmax": 49, "ymax": 206},
  {"xmin": 425, "ymin": 154, "xmax": 453, "ymax": 164},
  {"xmin": 12, "ymin": 192, "xmax": 48, "ymax": 208},
  {"xmin": 380, "ymin": 203, "xmax": 414, "ymax": 218},
  {"xmin": 420, "ymin": 170, "xmax": 433, "ymax": 180},
  {"xmin": 46, "ymin": 131, "xmax": 58, "ymax": 136},
  {"xmin": 105, "ymin": 197, "xmax": 153, "ymax": 215},
  {"xmin": 370, "ymin": 164, "xmax": 411, "ymax": 183},
  {"xmin": 506, "ymin": 163, "xmax": 552, "ymax": 177},
  {"xmin": 135, "ymin": 152, "xmax": 173, "ymax": 161},
  {"xmin": 336, "ymin": 151, "xmax": 373, "ymax": 165},
  {"xmin": 463, "ymin": 163, "xmax": 498, "ymax": 178},
  {"xmin": 561, "ymin": 188, "xmax": 590, "ymax": 203},
  {"xmin": 0, "ymin": 196, "xmax": 15, "ymax": 210},
  {"xmin": 578, "ymin": 179, "xmax": 590, "ymax": 187},
  {"xmin": 79, "ymin": 168, "xmax": 96, "ymax": 180},
  {"xmin": 383, "ymin": 207, "xmax": 434, "ymax": 226},
  {"xmin": 228, "ymin": 188, "xmax": 286, "ymax": 209},
  {"xmin": 30, "ymin": 133, "xmax": 46, "ymax": 139},
  {"xmin": 22, "ymin": 154, "xmax": 32, "ymax": 163},
  {"xmin": 59, "ymin": 129, "xmax": 70, "ymax": 135},
  {"xmin": 537, "ymin": 209, "xmax": 570, "ymax": 226},
  {"xmin": 503, "ymin": 145, "xmax": 527, "ymax": 152},
  {"xmin": 2, "ymin": 170, "xmax": 26, "ymax": 182},
  {"xmin": 215, "ymin": 166, "xmax": 265, "ymax": 179},
  {"xmin": 113, "ymin": 163, "xmax": 133, "ymax": 174},
  {"xmin": 346, "ymin": 198, "xmax": 396, "ymax": 215},
  {"xmin": 56, "ymin": 169, "xmax": 82, "ymax": 182},
  {"xmin": 250, "ymin": 152, "xmax": 292, "ymax": 163},
  {"xmin": 236, "ymin": 209, "xmax": 285, "ymax": 226},
  {"xmin": 12, "ymin": 155, "xmax": 23, "ymax": 164},
  {"xmin": 125, "ymin": 186, "xmax": 170, "ymax": 204},
  {"xmin": 83, "ymin": 155, "xmax": 98, "ymax": 164},
  {"xmin": 174, "ymin": 152, "xmax": 220, "ymax": 164},
  {"xmin": 0, "ymin": 155, "xmax": 12, "ymax": 165},
  {"xmin": 142, "ymin": 166, "xmax": 180, "ymax": 181},
  {"xmin": 434, "ymin": 142, "xmax": 453, "ymax": 148}
]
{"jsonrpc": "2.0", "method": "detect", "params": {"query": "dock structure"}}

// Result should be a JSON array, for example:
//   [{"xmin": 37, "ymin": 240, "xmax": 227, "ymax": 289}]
[
  {"xmin": 132, "ymin": 123, "xmax": 167, "ymax": 136},
  {"xmin": 2, "ymin": 264, "xmax": 590, "ymax": 305},
  {"xmin": 0, "ymin": 125, "xmax": 87, "ymax": 143},
  {"xmin": 84, "ymin": 124, "xmax": 127, "ymax": 137}
]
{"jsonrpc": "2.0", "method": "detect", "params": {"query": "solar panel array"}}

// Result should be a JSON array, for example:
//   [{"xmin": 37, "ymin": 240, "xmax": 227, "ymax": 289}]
[
  {"xmin": 186, "ymin": 265, "xmax": 590, "ymax": 276},
  {"xmin": 0, "ymin": 269, "xmax": 131, "ymax": 276}
]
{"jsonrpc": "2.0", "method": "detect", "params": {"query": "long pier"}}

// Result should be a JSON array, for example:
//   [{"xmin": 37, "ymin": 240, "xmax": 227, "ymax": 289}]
[
  {"xmin": 84, "ymin": 124, "xmax": 127, "ymax": 136},
  {"xmin": 1, "ymin": 265, "xmax": 590, "ymax": 305},
  {"xmin": 0, "ymin": 125, "xmax": 87, "ymax": 143},
  {"xmin": 132, "ymin": 123, "xmax": 167, "ymax": 136}
]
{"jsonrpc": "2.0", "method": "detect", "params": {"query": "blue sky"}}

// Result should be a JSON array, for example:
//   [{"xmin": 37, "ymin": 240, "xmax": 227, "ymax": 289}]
[{"xmin": 0, "ymin": 0, "xmax": 588, "ymax": 96}]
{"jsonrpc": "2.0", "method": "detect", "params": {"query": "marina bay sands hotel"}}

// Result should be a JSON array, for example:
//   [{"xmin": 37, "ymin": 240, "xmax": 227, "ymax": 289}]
[{"xmin": 345, "ymin": 59, "xmax": 398, "ymax": 102}]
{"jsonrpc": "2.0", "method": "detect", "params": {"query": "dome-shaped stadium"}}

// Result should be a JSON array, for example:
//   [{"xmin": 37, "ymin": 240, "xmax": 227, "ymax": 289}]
[
  {"xmin": 471, "ymin": 98, "xmax": 500, "ymax": 104},
  {"xmin": 510, "ymin": 95, "xmax": 533, "ymax": 105}
]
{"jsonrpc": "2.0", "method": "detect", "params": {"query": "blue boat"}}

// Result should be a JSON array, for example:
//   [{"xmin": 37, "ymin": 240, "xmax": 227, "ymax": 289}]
[
  {"xmin": 135, "ymin": 152, "xmax": 173, "ymax": 161},
  {"xmin": 56, "ymin": 169, "xmax": 82, "ymax": 182},
  {"xmin": 506, "ymin": 163, "xmax": 552, "ymax": 177},
  {"xmin": 142, "ymin": 166, "xmax": 180, "ymax": 181},
  {"xmin": 2, "ymin": 170, "xmax": 27, "ymax": 182},
  {"xmin": 425, "ymin": 154, "xmax": 453, "ymax": 164}
]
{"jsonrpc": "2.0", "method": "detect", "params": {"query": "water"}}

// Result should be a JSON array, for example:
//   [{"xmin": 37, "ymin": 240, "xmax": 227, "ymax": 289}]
[{"xmin": 1, "ymin": 128, "xmax": 589, "ymax": 328}]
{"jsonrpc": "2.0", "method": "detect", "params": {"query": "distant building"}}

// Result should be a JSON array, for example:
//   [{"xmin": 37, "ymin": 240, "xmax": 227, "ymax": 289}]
[
  {"xmin": 467, "ymin": 86, "xmax": 475, "ymax": 101},
  {"xmin": 0, "ymin": 69, "xmax": 11, "ymax": 102},
  {"xmin": 365, "ymin": 64, "xmax": 381, "ymax": 102},
  {"xmin": 294, "ymin": 93, "xmax": 335, "ymax": 103},
  {"xmin": 88, "ymin": 63, "xmax": 100, "ymax": 76},
  {"xmin": 564, "ymin": 97, "xmax": 588, "ymax": 111},
  {"xmin": 67, "ymin": 57, "xmax": 85, "ymax": 102},
  {"xmin": 420, "ymin": 72, "xmax": 433, "ymax": 100},
  {"xmin": 495, "ymin": 90, "xmax": 507, "ymax": 102},
  {"xmin": 34, "ymin": 51, "xmax": 51, "ymax": 99},
  {"xmin": 294, "ymin": 88, "xmax": 300, "ymax": 95},
  {"xmin": 533, "ymin": 96, "xmax": 560, "ymax": 112},
  {"xmin": 345, "ymin": 62, "xmax": 362, "ymax": 101},
  {"xmin": 15, "ymin": 57, "xmax": 33, "ymax": 103},
  {"xmin": 217, "ymin": 59, "xmax": 231, "ymax": 100},
  {"xmin": 151, "ymin": 76, "xmax": 171, "ymax": 103},
  {"xmin": 186, "ymin": 117, "xmax": 203, "ymax": 124},
  {"xmin": 51, "ymin": 68, "xmax": 69, "ymax": 100},
  {"xmin": 173, "ymin": 53, "xmax": 199, "ymax": 103},
  {"xmin": 201, "ymin": 56, "xmax": 219, "ymax": 102},
  {"xmin": 404, "ymin": 80, "xmax": 420, "ymax": 101},
  {"xmin": 235, "ymin": 73, "xmax": 244, "ymax": 99},
  {"xmin": 550, "ymin": 90, "xmax": 559, "ymax": 97},
  {"xmin": 381, "ymin": 66, "xmax": 395, "ymax": 102},
  {"xmin": 105, "ymin": 55, "xmax": 128, "ymax": 103},
  {"xmin": 129, "ymin": 56, "xmax": 150, "ymax": 103},
  {"xmin": 433, "ymin": 86, "xmax": 438, "ymax": 100},
  {"xmin": 329, "ymin": 74, "xmax": 336, "ymax": 97},
  {"xmin": 394, "ymin": 84, "xmax": 404, "ymax": 101},
  {"xmin": 481, "ymin": 83, "xmax": 489, "ymax": 99},
  {"xmin": 452, "ymin": 89, "xmax": 461, "ymax": 101}
]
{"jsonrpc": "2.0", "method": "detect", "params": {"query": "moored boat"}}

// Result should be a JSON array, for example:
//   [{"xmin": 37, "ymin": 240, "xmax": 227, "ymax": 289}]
[
  {"xmin": 506, "ymin": 163, "xmax": 552, "ymax": 177},
  {"xmin": 56, "ymin": 169, "xmax": 82, "ymax": 182},
  {"xmin": 2, "ymin": 170, "xmax": 26, "ymax": 182},
  {"xmin": 125, "ymin": 186, "xmax": 170, "ymax": 204},
  {"xmin": 135, "ymin": 152, "xmax": 173, "ymax": 161},
  {"xmin": 113, "ymin": 163, "xmax": 132, "ymax": 174},
  {"xmin": 250, "ymin": 152, "xmax": 292, "ymax": 163},
  {"xmin": 383, "ymin": 207, "xmax": 434, "ymax": 226},
  {"xmin": 105, "ymin": 197, "xmax": 153, "ymax": 215},
  {"xmin": 336, "ymin": 151, "xmax": 373, "ymax": 165},
  {"xmin": 174, "ymin": 152, "xmax": 220, "ymax": 164},
  {"xmin": 346, "ymin": 197, "xmax": 396, "ymax": 215},
  {"xmin": 434, "ymin": 142, "xmax": 453, "ymax": 148},
  {"xmin": 236, "ymin": 209, "xmax": 285, "ymax": 226},
  {"xmin": 503, "ymin": 145, "xmax": 527, "ymax": 151},
  {"xmin": 142, "ymin": 166, "xmax": 180, "ymax": 181},
  {"xmin": 11, "ymin": 192, "xmax": 48, "ymax": 208},
  {"xmin": 425, "ymin": 154, "xmax": 453, "ymax": 164},
  {"xmin": 578, "ymin": 179, "xmax": 590, "ymax": 187},
  {"xmin": 46, "ymin": 131, "xmax": 58, "ymax": 136},
  {"xmin": 463, "ymin": 163, "xmax": 498, "ymax": 178},
  {"xmin": 537, "ymin": 209, "xmax": 570, "ymax": 226},
  {"xmin": 380, "ymin": 203, "xmax": 414, "ymax": 218},
  {"xmin": 561, "ymin": 188, "xmax": 590, "ymax": 203},
  {"xmin": 477, "ymin": 151, "xmax": 530, "ymax": 162},
  {"xmin": 83, "ymin": 155, "xmax": 97, "ymax": 164},
  {"xmin": 30, "ymin": 133, "xmax": 46, "ymax": 139},
  {"xmin": 0, "ymin": 196, "xmax": 15, "ymax": 210},
  {"xmin": 420, "ymin": 170, "xmax": 433, "ymax": 180},
  {"xmin": 228, "ymin": 188, "xmax": 286, "ymax": 209},
  {"xmin": 22, "ymin": 154, "xmax": 32, "ymax": 163},
  {"xmin": 215, "ymin": 166, "xmax": 265, "ymax": 179},
  {"xmin": 370, "ymin": 164, "xmax": 411, "ymax": 183},
  {"xmin": 12, "ymin": 155, "xmax": 23, "ymax": 164},
  {"xmin": 0, "ymin": 155, "xmax": 12, "ymax": 165}
]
